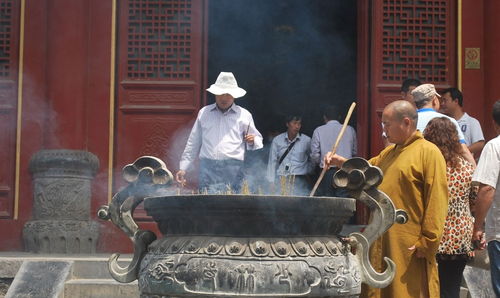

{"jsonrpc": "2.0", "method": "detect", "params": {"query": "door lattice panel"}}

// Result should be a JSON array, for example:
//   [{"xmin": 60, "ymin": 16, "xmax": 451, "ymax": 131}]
[
  {"xmin": 0, "ymin": 0, "xmax": 19, "ymax": 219},
  {"xmin": 126, "ymin": 0, "xmax": 192, "ymax": 79},
  {"xmin": 0, "ymin": 0, "xmax": 15, "ymax": 78},
  {"xmin": 381, "ymin": 0, "xmax": 453, "ymax": 82}
]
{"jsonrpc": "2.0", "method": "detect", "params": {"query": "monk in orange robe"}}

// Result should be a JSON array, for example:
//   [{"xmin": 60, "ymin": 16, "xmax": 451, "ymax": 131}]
[{"xmin": 326, "ymin": 100, "xmax": 448, "ymax": 298}]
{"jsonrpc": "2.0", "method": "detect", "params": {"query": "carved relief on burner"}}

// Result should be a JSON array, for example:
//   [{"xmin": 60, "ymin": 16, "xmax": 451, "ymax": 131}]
[
  {"xmin": 291, "ymin": 240, "xmax": 310, "ymax": 256},
  {"xmin": 202, "ymin": 261, "xmax": 218, "ymax": 291},
  {"xmin": 249, "ymin": 239, "xmax": 270, "ymax": 257},
  {"xmin": 146, "ymin": 236, "xmax": 355, "ymax": 259},
  {"xmin": 271, "ymin": 240, "xmax": 291, "ymax": 257},
  {"xmin": 204, "ymin": 241, "xmax": 223, "ymax": 255},
  {"xmin": 225, "ymin": 240, "xmax": 245, "ymax": 256},
  {"xmin": 148, "ymin": 258, "xmax": 176, "ymax": 284},
  {"xmin": 164, "ymin": 257, "xmax": 323, "ymax": 296},
  {"xmin": 309, "ymin": 240, "xmax": 327, "ymax": 256},
  {"xmin": 168, "ymin": 238, "xmax": 187, "ymax": 254},
  {"xmin": 324, "ymin": 239, "xmax": 343, "ymax": 256},
  {"xmin": 233, "ymin": 264, "xmax": 256, "ymax": 294},
  {"xmin": 183, "ymin": 239, "xmax": 202, "ymax": 254},
  {"xmin": 274, "ymin": 264, "xmax": 293, "ymax": 293},
  {"xmin": 320, "ymin": 259, "xmax": 361, "ymax": 295}
]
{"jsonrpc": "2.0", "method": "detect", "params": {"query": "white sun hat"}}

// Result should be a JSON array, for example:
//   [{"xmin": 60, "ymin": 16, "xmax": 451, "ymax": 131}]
[{"xmin": 206, "ymin": 72, "xmax": 247, "ymax": 98}]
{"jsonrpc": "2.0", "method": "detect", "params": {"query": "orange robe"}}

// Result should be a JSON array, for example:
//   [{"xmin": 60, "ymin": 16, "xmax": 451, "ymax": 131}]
[{"xmin": 364, "ymin": 131, "xmax": 448, "ymax": 298}]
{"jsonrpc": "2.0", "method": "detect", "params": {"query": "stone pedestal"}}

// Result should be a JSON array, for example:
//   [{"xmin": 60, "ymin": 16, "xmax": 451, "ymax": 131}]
[{"xmin": 23, "ymin": 149, "xmax": 100, "ymax": 253}]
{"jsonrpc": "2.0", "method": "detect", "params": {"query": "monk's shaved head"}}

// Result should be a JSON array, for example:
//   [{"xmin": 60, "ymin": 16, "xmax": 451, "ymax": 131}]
[
  {"xmin": 382, "ymin": 100, "xmax": 418, "ymax": 145},
  {"xmin": 385, "ymin": 100, "xmax": 418, "ymax": 126}
]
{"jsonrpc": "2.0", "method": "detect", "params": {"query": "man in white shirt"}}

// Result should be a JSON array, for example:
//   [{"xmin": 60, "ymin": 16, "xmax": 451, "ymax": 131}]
[
  {"xmin": 175, "ymin": 72, "xmax": 263, "ymax": 193},
  {"xmin": 472, "ymin": 100, "xmax": 500, "ymax": 296},
  {"xmin": 310, "ymin": 105, "xmax": 357, "ymax": 196},
  {"xmin": 267, "ymin": 114, "xmax": 313, "ymax": 195},
  {"xmin": 439, "ymin": 87, "xmax": 485, "ymax": 159},
  {"xmin": 411, "ymin": 83, "xmax": 475, "ymax": 165}
]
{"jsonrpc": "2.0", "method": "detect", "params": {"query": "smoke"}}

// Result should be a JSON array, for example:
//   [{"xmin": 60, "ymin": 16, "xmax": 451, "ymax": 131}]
[
  {"xmin": 20, "ymin": 75, "xmax": 61, "ymax": 149},
  {"xmin": 208, "ymin": 0, "xmax": 357, "ymax": 136},
  {"xmin": 202, "ymin": 0, "xmax": 357, "ymax": 195}
]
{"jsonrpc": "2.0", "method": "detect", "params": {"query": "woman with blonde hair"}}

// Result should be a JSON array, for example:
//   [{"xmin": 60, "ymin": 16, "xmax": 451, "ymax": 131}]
[{"xmin": 423, "ymin": 117, "xmax": 476, "ymax": 298}]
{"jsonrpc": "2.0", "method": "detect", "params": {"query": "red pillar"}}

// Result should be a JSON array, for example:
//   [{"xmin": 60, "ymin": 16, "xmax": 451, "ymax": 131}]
[
  {"xmin": 483, "ymin": 1, "xmax": 500, "ymax": 140},
  {"xmin": 44, "ymin": 0, "xmax": 89, "ymax": 149},
  {"xmin": 461, "ymin": 1, "xmax": 485, "ymax": 128}
]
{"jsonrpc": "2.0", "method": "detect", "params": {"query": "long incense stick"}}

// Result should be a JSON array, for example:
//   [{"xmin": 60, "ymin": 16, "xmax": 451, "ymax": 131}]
[
  {"xmin": 245, "ymin": 122, "xmax": 251, "ymax": 135},
  {"xmin": 309, "ymin": 102, "xmax": 356, "ymax": 196}
]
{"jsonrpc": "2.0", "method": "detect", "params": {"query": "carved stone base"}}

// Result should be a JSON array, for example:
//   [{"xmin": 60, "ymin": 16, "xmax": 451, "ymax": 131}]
[
  {"xmin": 138, "ymin": 236, "xmax": 361, "ymax": 297},
  {"xmin": 23, "ymin": 220, "xmax": 99, "ymax": 253}
]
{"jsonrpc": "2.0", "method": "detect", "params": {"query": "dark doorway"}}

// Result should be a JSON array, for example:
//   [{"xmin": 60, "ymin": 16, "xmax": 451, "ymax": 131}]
[{"xmin": 208, "ymin": 0, "xmax": 357, "ymax": 138}]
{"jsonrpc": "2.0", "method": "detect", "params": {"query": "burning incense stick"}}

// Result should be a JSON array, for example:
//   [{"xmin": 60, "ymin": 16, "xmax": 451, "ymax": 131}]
[{"xmin": 310, "ymin": 102, "xmax": 356, "ymax": 196}]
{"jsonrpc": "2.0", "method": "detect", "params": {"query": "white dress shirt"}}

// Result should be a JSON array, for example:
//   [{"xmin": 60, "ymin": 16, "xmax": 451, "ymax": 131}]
[
  {"xmin": 266, "ymin": 132, "xmax": 313, "ymax": 182},
  {"xmin": 472, "ymin": 135, "xmax": 500, "ymax": 243},
  {"xmin": 179, "ymin": 103, "xmax": 263, "ymax": 171},
  {"xmin": 310, "ymin": 120, "xmax": 357, "ymax": 168}
]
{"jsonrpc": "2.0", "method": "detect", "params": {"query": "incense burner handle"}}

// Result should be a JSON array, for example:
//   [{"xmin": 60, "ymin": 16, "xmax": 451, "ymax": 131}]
[
  {"xmin": 97, "ymin": 156, "xmax": 173, "ymax": 283},
  {"xmin": 333, "ymin": 157, "xmax": 408, "ymax": 288}
]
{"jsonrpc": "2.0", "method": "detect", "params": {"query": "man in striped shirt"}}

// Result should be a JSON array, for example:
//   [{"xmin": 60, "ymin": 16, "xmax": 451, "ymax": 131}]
[{"xmin": 175, "ymin": 72, "xmax": 263, "ymax": 193}]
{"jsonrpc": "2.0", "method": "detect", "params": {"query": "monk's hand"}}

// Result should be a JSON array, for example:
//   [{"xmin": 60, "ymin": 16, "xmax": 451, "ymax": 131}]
[
  {"xmin": 175, "ymin": 170, "xmax": 187, "ymax": 186},
  {"xmin": 244, "ymin": 134, "xmax": 255, "ymax": 145},
  {"xmin": 324, "ymin": 152, "xmax": 346, "ymax": 168},
  {"xmin": 408, "ymin": 245, "xmax": 425, "ymax": 258}
]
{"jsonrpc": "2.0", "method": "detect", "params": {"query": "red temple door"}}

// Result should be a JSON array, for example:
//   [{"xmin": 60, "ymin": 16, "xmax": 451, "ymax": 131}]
[
  {"xmin": 367, "ymin": 0, "xmax": 457, "ymax": 156},
  {"xmin": 114, "ymin": 0, "xmax": 207, "ymax": 197}
]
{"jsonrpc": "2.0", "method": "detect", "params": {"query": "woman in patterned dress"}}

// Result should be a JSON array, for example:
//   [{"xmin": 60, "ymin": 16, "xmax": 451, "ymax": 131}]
[{"xmin": 423, "ymin": 117, "xmax": 476, "ymax": 298}]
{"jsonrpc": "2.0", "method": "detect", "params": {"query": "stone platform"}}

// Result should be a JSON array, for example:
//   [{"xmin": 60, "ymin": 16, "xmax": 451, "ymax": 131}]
[{"xmin": 0, "ymin": 252, "xmax": 138, "ymax": 298}]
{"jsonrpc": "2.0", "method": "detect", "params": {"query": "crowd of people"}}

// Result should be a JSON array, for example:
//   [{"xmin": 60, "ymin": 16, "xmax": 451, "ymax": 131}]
[{"xmin": 175, "ymin": 72, "xmax": 499, "ymax": 298}]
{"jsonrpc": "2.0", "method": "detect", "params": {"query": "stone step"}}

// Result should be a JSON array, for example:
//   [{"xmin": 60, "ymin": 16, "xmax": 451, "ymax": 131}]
[
  {"xmin": 70, "ymin": 257, "xmax": 132, "ymax": 279},
  {"xmin": 63, "ymin": 279, "xmax": 138, "ymax": 298}
]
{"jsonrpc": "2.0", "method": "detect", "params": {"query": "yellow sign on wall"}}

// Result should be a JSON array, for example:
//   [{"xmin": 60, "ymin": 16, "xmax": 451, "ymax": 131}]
[{"xmin": 465, "ymin": 48, "xmax": 480, "ymax": 69}]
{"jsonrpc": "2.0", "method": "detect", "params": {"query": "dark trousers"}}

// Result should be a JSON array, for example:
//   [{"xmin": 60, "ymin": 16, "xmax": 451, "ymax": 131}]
[
  {"xmin": 199, "ymin": 158, "xmax": 244, "ymax": 194},
  {"xmin": 437, "ymin": 258, "xmax": 467, "ymax": 298},
  {"xmin": 488, "ymin": 240, "xmax": 500, "ymax": 297}
]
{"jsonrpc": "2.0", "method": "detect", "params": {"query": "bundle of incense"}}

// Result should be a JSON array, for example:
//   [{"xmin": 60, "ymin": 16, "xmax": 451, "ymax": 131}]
[
  {"xmin": 257, "ymin": 186, "xmax": 263, "ymax": 195},
  {"xmin": 226, "ymin": 184, "xmax": 233, "ymax": 195},
  {"xmin": 280, "ymin": 176, "xmax": 287, "ymax": 196},
  {"xmin": 241, "ymin": 179, "xmax": 250, "ymax": 195},
  {"xmin": 290, "ymin": 175, "xmax": 296, "ymax": 196}
]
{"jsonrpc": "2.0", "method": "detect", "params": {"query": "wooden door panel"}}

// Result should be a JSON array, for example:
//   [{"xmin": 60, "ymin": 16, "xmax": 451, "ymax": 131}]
[
  {"xmin": 115, "ymin": 0, "xmax": 206, "ymax": 194},
  {"xmin": 369, "ymin": 0, "xmax": 456, "ymax": 155}
]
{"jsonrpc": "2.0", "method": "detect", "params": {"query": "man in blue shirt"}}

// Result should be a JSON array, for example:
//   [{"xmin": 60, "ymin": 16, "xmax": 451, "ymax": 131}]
[
  {"xmin": 267, "ymin": 114, "xmax": 313, "ymax": 196},
  {"xmin": 412, "ymin": 83, "xmax": 475, "ymax": 165}
]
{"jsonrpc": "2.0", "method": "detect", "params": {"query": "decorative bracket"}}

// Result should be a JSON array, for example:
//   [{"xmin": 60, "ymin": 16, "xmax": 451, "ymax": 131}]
[
  {"xmin": 333, "ymin": 157, "xmax": 408, "ymax": 288},
  {"xmin": 97, "ymin": 156, "xmax": 173, "ymax": 283}
]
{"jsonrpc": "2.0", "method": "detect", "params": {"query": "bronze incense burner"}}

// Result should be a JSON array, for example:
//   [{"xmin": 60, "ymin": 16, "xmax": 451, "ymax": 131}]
[{"xmin": 98, "ymin": 156, "xmax": 407, "ymax": 297}]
